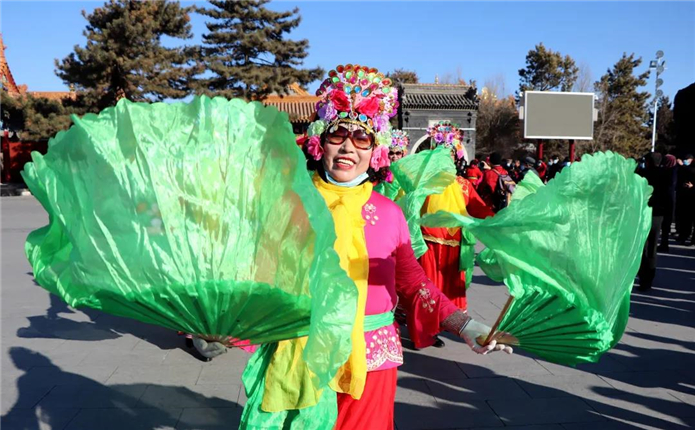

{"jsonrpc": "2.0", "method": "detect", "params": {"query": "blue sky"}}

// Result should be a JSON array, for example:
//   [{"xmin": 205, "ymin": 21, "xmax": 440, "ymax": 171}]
[{"xmin": 2, "ymin": 1, "xmax": 693, "ymax": 100}]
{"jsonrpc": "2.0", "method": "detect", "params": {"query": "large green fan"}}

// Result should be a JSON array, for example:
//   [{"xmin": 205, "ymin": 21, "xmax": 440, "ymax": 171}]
[
  {"xmin": 422, "ymin": 152, "xmax": 652, "ymax": 364},
  {"xmin": 22, "ymin": 96, "xmax": 356, "ymax": 386}
]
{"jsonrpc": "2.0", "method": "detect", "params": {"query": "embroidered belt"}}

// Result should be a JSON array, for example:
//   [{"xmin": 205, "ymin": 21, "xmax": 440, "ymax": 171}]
[
  {"xmin": 363, "ymin": 311, "xmax": 395, "ymax": 332},
  {"xmin": 422, "ymin": 234, "xmax": 459, "ymax": 247}
]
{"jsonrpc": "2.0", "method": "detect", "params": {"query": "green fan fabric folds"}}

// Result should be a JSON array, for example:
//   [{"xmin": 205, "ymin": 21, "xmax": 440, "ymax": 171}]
[
  {"xmin": 374, "ymin": 173, "xmax": 402, "ymax": 201},
  {"xmin": 459, "ymin": 229, "xmax": 476, "ymax": 287},
  {"xmin": 422, "ymin": 152, "xmax": 652, "ymax": 364},
  {"xmin": 476, "ymin": 171, "xmax": 545, "ymax": 283},
  {"xmin": 389, "ymin": 146, "xmax": 457, "ymax": 258},
  {"xmin": 22, "ymin": 96, "xmax": 357, "ymax": 387}
]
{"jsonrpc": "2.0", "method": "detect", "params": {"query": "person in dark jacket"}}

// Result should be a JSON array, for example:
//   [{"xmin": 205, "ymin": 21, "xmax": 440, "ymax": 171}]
[
  {"xmin": 520, "ymin": 156, "xmax": 539, "ymax": 180},
  {"xmin": 675, "ymin": 154, "xmax": 695, "ymax": 245},
  {"xmin": 658, "ymin": 155, "xmax": 678, "ymax": 252},
  {"xmin": 637, "ymin": 152, "xmax": 669, "ymax": 291},
  {"xmin": 546, "ymin": 155, "xmax": 561, "ymax": 181}
]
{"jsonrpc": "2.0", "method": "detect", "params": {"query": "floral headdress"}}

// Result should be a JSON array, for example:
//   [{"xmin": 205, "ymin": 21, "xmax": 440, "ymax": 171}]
[
  {"xmin": 427, "ymin": 121, "xmax": 466, "ymax": 160},
  {"xmin": 389, "ymin": 129, "xmax": 409, "ymax": 154},
  {"xmin": 303, "ymin": 64, "xmax": 399, "ymax": 171}
]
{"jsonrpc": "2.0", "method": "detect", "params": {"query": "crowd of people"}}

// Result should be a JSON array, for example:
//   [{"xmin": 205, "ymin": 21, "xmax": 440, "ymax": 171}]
[
  {"xmin": 462, "ymin": 154, "xmax": 573, "ymax": 190},
  {"xmin": 449, "ymin": 148, "xmax": 695, "ymax": 293},
  {"xmin": 451, "ymin": 152, "xmax": 574, "ymax": 213}
]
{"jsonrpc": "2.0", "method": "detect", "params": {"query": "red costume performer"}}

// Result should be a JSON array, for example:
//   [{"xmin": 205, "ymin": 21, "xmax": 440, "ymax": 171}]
[
  {"xmin": 465, "ymin": 163, "xmax": 484, "ymax": 188},
  {"xmin": 419, "ymin": 176, "xmax": 494, "ymax": 310}
]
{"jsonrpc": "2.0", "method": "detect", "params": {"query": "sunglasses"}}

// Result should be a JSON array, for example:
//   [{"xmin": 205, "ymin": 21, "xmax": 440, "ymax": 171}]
[{"xmin": 326, "ymin": 127, "xmax": 375, "ymax": 150}]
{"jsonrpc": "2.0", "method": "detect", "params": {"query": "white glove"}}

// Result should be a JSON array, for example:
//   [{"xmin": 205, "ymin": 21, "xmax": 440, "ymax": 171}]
[
  {"xmin": 460, "ymin": 319, "xmax": 514, "ymax": 355},
  {"xmin": 192, "ymin": 336, "xmax": 228, "ymax": 359}
]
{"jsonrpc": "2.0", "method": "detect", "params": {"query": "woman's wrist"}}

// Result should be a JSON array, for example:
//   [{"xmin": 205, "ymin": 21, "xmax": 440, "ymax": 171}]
[{"xmin": 441, "ymin": 310, "xmax": 472, "ymax": 336}]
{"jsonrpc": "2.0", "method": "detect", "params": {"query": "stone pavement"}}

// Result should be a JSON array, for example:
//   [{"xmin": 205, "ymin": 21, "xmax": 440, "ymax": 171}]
[{"xmin": 1, "ymin": 196, "xmax": 694, "ymax": 430}]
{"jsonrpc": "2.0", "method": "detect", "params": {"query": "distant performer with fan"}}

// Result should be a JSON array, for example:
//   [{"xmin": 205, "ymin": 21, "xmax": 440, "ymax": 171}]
[
  {"xmin": 417, "ymin": 122, "xmax": 494, "ymax": 336},
  {"xmin": 375, "ymin": 129, "xmax": 410, "ymax": 201}
]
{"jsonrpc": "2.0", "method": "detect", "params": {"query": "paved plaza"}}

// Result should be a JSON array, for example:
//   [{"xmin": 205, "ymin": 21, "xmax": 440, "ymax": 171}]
[{"xmin": 1, "ymin": 196, "xmax": 694, "ymax": 430}]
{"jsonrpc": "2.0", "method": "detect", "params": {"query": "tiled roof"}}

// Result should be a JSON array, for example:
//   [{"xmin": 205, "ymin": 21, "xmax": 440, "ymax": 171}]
[
  {"xmin": 264, "ymin": 95, "xmax": 318, "ymax": 123},
  {"xmin": 28, "ymin": 91, "xmax": 76, "ymax": 101},
  {"xmin": 402, "ymin": 92, "xmax": 477, "ymax": 110},
  {"xmin": 401, "ymin": 83, "xmax": 478, "ymax": 110}
]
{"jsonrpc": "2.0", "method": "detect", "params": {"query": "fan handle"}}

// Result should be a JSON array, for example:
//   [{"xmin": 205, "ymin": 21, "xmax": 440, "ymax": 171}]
[{"xmin": 478, "ymin": 295, "xmax": 516, "ymax": 346}]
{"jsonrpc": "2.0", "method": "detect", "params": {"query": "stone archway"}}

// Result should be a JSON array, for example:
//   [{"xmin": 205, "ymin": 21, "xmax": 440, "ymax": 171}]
[{"xmin": 410, "ymin": 135, "xmax": 430, "ymax": 154}]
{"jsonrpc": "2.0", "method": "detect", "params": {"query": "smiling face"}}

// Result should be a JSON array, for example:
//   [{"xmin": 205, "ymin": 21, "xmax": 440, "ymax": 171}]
[
  {"xmin": 322, "ymin": 123, "xmax": 374, "ymax": 183},
  {"xmin": 389, "ymin": 150, "xmax": 404, "ymax": 163}
]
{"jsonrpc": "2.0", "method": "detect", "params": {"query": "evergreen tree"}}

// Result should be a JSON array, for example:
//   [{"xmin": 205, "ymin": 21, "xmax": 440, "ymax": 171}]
[
  {"xmin": 590, "ymin": 53, "xmax": 651, "ymax": 157},
  {"xmin": 0, "ymin": 90, "xmax": 73, "ymax": 141},
  {"xmin": 196, "ymin": 0, "xmax": 323, "ymax": 101},
  {"xmin": 518, "ymin": 43, "xmax": 579, "ymax": 96},
  {"xmin": 55, "ymin": 0, "xmax": 199, "ymax": 112},
  {"xmin": 652, "ymin": 96, "xmax": 676, "ymax": 153}
]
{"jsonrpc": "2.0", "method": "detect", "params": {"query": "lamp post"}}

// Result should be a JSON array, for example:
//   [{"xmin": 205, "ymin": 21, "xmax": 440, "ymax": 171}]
[{"xmin": 649, "ymin": 51, "xmax": 666, "ymax": 153}]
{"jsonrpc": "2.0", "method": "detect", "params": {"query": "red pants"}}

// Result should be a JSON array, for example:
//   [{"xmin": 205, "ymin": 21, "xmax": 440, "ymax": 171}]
[
  {"xmin": 419, "ymin": 227, "xmax": 467, "ymax": 310},
  {"xmin": 335, "ymin": 368, "xmax": 397, "ymax": 430}
]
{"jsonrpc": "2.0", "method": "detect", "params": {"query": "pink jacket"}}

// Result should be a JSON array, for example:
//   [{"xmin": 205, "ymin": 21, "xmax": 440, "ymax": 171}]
[{"xmin": 362, "ymin": 192, "xmax": 459, "ymax": 371}]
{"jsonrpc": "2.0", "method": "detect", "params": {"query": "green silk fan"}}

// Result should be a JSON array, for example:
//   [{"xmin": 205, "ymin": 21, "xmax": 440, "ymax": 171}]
[
  {"xmin": 21, "ymin": 96, "xmax": 357, "ymax": 386},
  {"xmin": 421, "ymin": 152, "xmax": 652, "ymax": 365}
]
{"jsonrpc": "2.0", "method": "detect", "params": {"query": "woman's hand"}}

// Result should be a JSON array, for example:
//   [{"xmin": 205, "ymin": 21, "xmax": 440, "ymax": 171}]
[
  {"xmin": 459, "ymin": 319, "xmax": 514, "ymax": 355},
  {"xmin": 441, "ymin": 311, "xmax": 513, "ymax": 355},
  {"xmin": 193, "ymin": 336, "xmax": 228, "ymax": 359}
]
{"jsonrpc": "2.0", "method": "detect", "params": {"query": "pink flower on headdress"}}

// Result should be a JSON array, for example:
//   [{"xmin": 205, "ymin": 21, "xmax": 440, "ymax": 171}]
[
  {"xmin": 372, "ymin": 114, "xmax": 388, "ymax": 132},
  {"xmin": 446, "ymin": 133, "xmax": 454, "ymax": 144},
  {"xmin": 385, "ymin": 170, "xmax": 394, "ymax": 183},
  {"xmin": 434, "ymin": 132, "xmax": 444, "ymax": 143},
  {"xmin": 370, "ymin": 145, "xmax": 390, "ymax": 171},
  {"xmin": 330, "ymin": 90, "xmax": 351, "ymax": 112},
  {"xmin": 356, "ymin": 97, "xmax": 380, "ymax": 118},
  {"xmin": 306, "ymin": 135, "xmax": 323, "ymax": 161}
]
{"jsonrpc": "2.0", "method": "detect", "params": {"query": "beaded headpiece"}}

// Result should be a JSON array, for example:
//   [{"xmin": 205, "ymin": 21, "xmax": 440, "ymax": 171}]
[
  {"xmin": 427, "ymin": 121, "xmax": 466, "ymax": 160},
  {"xmin": 389, "ymin": 129, "xmax": 409, "ymax": 154},
  {"xmin": 303, "ymin": 64, "xmax": 399, "ymax": 171}
]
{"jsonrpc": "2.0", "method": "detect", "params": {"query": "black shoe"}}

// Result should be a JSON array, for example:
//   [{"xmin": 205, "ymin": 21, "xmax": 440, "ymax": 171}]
[
  {"xmin": 185, "ymin": 337, "xmax": 194, "ymax": 349},
  {"xmin": 433, "ymin": 336, "xmax": 445, "ymax": 348}
]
